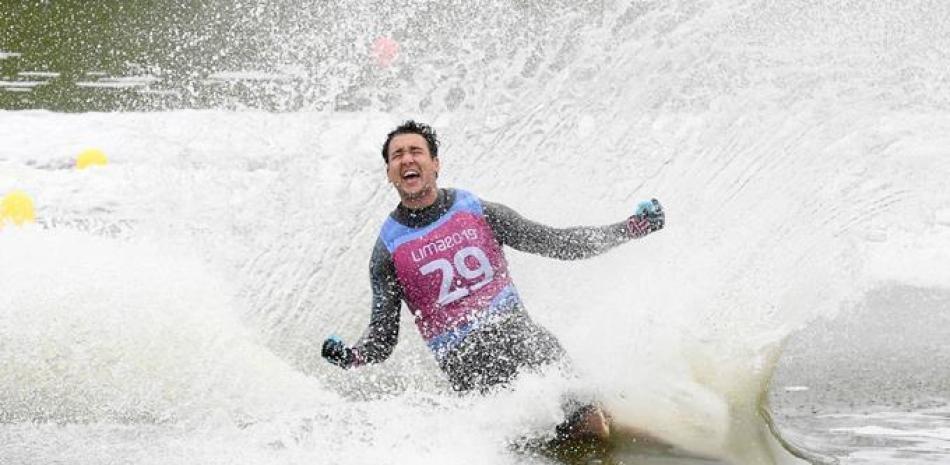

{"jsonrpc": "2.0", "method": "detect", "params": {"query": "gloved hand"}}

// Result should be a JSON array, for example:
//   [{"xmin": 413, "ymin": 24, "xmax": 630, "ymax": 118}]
[
  {"xmin": 322, "ymin": 336, "xmax": 354, "ymax": 368},
  {"xmin": 627, "ymin": 198, "xmax": 664, "ymax": 238}
]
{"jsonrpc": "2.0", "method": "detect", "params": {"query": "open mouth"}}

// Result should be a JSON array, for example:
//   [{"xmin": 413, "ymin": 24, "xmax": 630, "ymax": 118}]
[{"xmin": 401, "ymin": 169, "xmax": 421, "ymax": 181}]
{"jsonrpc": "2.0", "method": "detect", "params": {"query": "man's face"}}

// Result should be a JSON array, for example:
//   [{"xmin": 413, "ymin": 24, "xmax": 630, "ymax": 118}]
[{"xmin": 386, "ymin": 133, "xmax": 440, "ymax": 205}]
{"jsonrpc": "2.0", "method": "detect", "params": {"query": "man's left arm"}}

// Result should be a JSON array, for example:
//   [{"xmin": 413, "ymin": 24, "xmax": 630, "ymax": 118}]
[{"xmin": 482, "ymin": 199, "xmax": 664, "ymax": 260}]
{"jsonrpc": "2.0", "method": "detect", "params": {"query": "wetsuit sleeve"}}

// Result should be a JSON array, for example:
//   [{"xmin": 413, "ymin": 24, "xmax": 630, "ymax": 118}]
[
  {"xmin": 349, "ymin": 238, "xmax": 403, "ymax": 367},
  {"xmin": 482, "ymin": 200, "xmax": 634, "ymax": 260}
]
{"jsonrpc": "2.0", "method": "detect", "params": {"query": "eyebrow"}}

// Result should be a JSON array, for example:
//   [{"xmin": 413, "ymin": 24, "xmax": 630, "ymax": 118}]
[{"xmin": 391, "ymin": 144, "xmax": 426, "ymax": 154}]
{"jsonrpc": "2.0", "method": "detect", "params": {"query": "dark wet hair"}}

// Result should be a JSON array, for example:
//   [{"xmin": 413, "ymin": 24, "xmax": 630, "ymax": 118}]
[{"xmin": 381, "ymin": 120, "xmax": 439, "ymax": 162}]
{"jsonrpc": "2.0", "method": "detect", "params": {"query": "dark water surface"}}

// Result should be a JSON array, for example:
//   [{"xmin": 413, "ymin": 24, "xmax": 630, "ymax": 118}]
[
  {"xmin": 770, "ymin": 285, "xmax": 950, "ymax": 463},
  {"xmin": 1, "ymin": 1, "xmax": 298, "ymax": 111},
  {"xmin": 1, "ymin": 0, "xmax": 572, "ymax": 112}
]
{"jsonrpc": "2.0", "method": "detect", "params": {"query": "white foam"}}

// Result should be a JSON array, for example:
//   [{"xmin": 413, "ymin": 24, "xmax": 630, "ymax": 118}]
[
  {"xmin": 865, "ymin": 228, "xmax": 950, "ymax": 289},
  {"xmin": 0, "ymin": 98, "xmax": 945, "ymax": 463},
  {"xmin": 0, "ymin": 228, "xmax": 333, "ymax": 425},
  {"xmin": 1, "ymin": 1, "xmax": 948, "ymax": 464},
  {"xmin": 75, "ymin": 75, "xmax": 160, "ymax": 88},
  {"xmin": 206, "ymin": 71, "xmax": 297, "ymax": 82},
  {"xmin": 0, "ymin": 80, "xmax": 46, "ymax": 88},
  {"xmin": 784, "ymin": 386, "xmax": 810, "ymax": 392},
  {"xmin": 17, "ymin": 71, "xmax": 60, "ymax": 78}
]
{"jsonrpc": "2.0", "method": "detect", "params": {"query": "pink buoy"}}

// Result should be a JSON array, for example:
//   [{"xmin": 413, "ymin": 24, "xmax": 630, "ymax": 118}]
[{"xmin": 371, "ymin": 36, "xmax": 400, "ymax": 68}]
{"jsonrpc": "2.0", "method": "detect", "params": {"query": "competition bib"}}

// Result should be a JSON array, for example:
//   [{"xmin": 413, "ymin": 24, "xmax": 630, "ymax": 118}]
[{"xmin": 378, "ymin": 190, "xmax": 521, "ymax": 357}]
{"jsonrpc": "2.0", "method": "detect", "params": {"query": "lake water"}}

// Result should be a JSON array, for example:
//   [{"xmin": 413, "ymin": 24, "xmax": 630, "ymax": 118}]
[{"xmin": 2, "ymin": 1, "xmax": 949, "ymax": 464}]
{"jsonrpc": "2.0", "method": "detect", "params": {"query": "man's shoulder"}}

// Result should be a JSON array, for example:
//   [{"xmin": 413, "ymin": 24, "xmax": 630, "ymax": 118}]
[{"xmin": 448, "ymin": 188, "xmax": 487, "ymax": 212}]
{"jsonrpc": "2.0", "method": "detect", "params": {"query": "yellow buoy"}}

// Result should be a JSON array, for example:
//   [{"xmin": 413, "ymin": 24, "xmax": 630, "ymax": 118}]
[
  {"xmin": 76, "ymin": 148, "xmax": 109, "ymax": 169},
  {"xmin": 0, "ymin": 190, "xmax": 36, "ymax": 226}
]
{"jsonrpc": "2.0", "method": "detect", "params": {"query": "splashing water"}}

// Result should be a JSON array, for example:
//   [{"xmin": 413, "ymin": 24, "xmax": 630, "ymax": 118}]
[{"xmin": 2, "ymin": 1, "xmax": 949, "ymax": 464}]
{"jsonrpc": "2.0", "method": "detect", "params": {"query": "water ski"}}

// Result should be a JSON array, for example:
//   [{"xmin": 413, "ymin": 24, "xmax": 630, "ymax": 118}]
[{"xmin": 511, "ymin": 408, "xmax": 686, "ymax": 465}]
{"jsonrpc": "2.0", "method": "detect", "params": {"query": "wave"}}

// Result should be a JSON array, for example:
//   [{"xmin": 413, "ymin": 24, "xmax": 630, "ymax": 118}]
[{"xmin": 2, "ymin": 1, "xmax": 948, "ymax": 464}]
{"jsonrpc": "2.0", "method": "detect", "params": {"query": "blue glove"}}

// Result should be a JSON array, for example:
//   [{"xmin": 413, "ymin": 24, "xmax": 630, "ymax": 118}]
[
  {"xmin": 628, "ymin": 198, "xmax": 664, "ymax": 238},
  {"xmin": 322, "ymin": 336, "xmax": 354, "ymax": 368}
]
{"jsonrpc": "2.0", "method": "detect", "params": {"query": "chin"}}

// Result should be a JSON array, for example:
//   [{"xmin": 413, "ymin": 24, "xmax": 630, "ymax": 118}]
[
  {"xmin": 397, "ymin": 188, "xmax": 419, "ymax": 198},
  {"xmin": 400, "ymin": 186, "xmax": 432, "ymax": 201}
]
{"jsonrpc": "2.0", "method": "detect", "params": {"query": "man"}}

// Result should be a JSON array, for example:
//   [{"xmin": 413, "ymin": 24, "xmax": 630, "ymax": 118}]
[{"xmin": 322, "ymin": 120, "xmax": 664, "ymax": 441}]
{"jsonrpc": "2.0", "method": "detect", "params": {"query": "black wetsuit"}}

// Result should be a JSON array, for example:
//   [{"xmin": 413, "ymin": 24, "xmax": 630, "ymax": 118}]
[{"xmin": 344, "ymin": 188, "xmax": 636, "ymax": 392}]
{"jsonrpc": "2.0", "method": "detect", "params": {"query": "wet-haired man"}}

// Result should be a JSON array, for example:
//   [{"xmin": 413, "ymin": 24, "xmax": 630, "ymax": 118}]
[{"xmin": 322, "ymin": 120, "xmax": 664, "ymax": 441}]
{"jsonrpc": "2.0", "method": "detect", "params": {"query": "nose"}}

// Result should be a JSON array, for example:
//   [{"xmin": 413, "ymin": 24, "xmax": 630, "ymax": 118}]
[{"xmin": 402, "ymin": 152, "xmax": 422, "ymax": 165}]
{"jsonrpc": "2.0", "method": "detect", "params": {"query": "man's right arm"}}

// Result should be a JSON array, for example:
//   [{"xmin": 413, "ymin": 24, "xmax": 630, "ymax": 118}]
[{"xmin": 322, "ymin": 239, "xmax": 403, "ymax": 369}]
